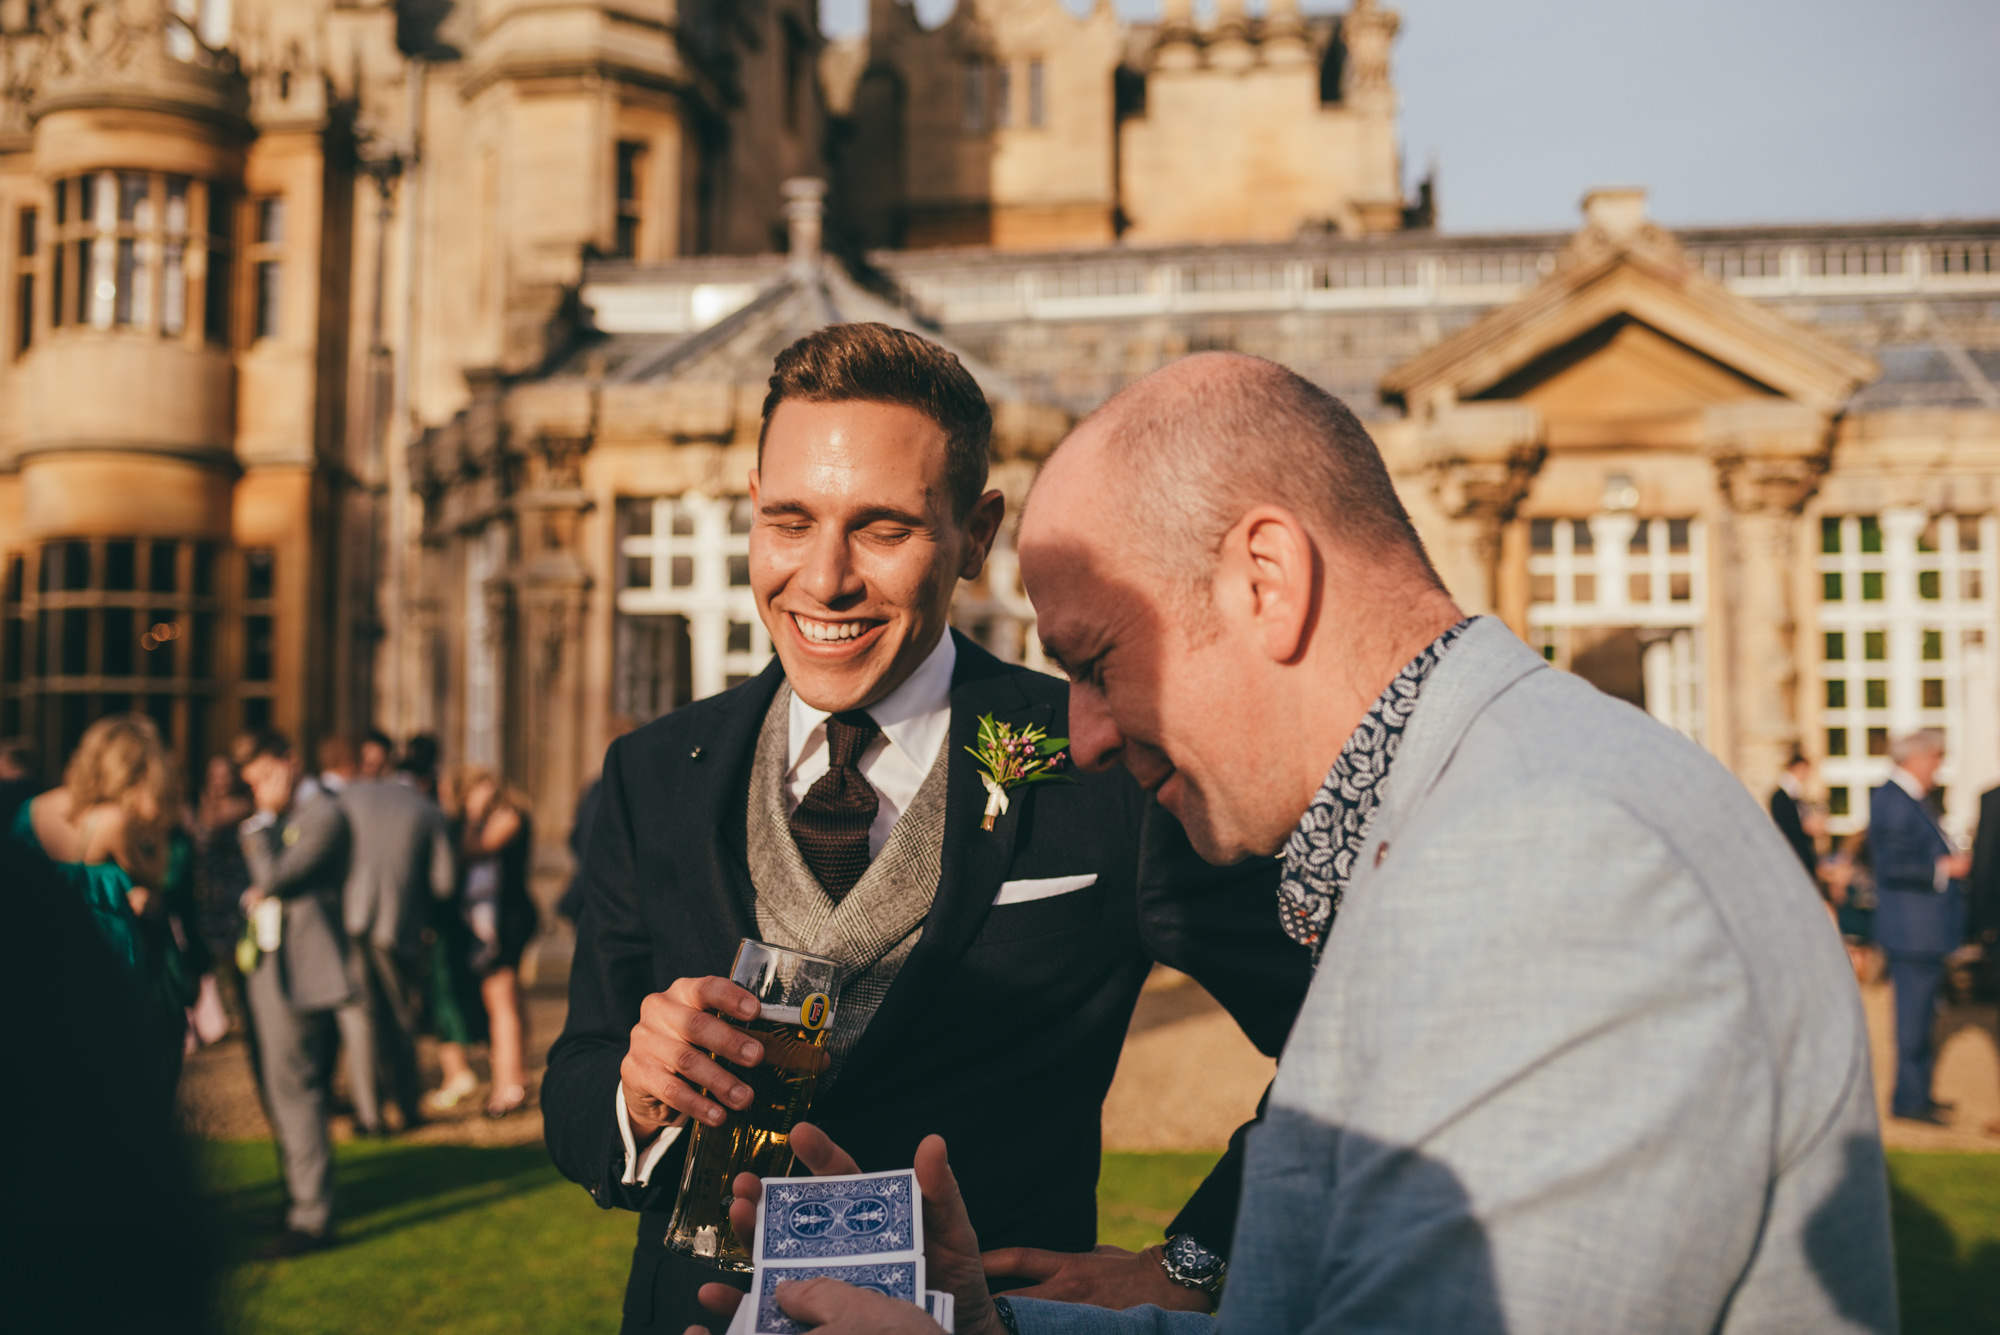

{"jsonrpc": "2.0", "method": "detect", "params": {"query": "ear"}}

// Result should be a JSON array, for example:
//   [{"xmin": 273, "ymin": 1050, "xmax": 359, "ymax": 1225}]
[
  {"xmin": 747, "ymin": 469, "xmax": 762, "ymax": 508},
  {"xmin": 957, "ymin": 489, "xmax": 1008, "ymax": 581},
  {"xmin": 1221, "ymin": 506, "xmax": 1317, "ymax": 665}
]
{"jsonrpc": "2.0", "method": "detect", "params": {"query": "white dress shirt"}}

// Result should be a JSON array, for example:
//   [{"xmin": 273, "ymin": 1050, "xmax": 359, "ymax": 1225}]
[{"xmin": 615, "ymin": 632, "xmax": 959, "ymax": 1186}]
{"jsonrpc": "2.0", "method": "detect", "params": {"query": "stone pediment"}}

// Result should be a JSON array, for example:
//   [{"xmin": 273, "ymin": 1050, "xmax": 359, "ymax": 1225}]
[{"xmin": 1382, "ymin": 189, "xmax": 1878, "ymax": 421}]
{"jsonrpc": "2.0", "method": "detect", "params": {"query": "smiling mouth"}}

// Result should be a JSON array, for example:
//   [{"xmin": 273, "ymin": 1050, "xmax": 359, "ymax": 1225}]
[{"xmin": 791, "ymin": 613, "xmax": 883, "ymax": 646}]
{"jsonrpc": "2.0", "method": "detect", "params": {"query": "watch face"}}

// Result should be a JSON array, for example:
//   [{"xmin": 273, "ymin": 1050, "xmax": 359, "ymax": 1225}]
[{"xmin": 1166, "ymin": 1234, "xmax": 1224, "ymax": 1287}]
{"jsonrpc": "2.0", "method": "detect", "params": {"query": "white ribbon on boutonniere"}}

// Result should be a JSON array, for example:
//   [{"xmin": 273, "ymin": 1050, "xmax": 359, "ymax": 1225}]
[{"xmin": 967, "ymin": 713, "xmax": 1073, "ymax": 831}]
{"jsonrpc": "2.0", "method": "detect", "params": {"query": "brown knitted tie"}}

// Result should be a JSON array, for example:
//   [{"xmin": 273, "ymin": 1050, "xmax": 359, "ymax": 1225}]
[{"xmin": 790, "ymin": 710, "xmax": 881, "ymax": 903}]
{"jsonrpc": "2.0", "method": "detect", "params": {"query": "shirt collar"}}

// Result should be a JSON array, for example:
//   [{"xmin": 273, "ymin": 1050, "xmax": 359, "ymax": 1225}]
[
  {"xmin": 1277, "ymin": 618, "xmax": 1474, "ymax": 963},
  {"xmin": 1889, "ymin": 767, "xmax": 1927, "ymax": 801},
  {"xmin": 788, "ymin": 630, "xmax": 958, "ymax": 772}
]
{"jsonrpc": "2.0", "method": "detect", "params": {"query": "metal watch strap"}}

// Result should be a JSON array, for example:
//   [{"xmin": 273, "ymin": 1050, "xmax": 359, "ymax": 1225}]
[{"xmin": 1160, "ymin": 1233, "xmax": 1227, "ymax": 1297}]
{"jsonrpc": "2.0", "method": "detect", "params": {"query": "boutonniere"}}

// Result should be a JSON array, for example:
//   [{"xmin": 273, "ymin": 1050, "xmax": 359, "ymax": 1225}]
[{"xmin": 967, "ymin": 713, "xmax": 1072, "ymax": 831}]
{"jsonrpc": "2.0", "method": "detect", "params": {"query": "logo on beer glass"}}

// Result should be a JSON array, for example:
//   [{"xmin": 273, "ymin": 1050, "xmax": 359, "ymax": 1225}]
[{"xmin": 801, "ymin": 992, "xmax": 831, "ymax": 1031}]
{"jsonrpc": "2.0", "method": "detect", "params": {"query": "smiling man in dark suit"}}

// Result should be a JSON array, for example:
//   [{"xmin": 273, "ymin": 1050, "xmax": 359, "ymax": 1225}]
[{"xmin": 542, "ymin": 323, "xmax": 1311, "ymax": 1335}]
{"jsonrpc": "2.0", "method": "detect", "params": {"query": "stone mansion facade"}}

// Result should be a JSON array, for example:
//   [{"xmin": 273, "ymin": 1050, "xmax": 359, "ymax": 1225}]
[{"xmin": 1, "ymin": 0, "xmax": 1995, "ymax": 879}]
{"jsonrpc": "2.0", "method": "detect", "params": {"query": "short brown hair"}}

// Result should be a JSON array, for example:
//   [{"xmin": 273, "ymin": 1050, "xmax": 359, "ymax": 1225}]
[{"xmin": 759, "ymin": 323, "xmax": 993, "ymax": 518}]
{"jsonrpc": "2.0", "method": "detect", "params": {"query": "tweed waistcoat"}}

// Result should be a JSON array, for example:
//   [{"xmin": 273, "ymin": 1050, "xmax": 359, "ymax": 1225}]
[{"xmin": 744, "ymin": 682, "xmax": 951, "ymax": 1091}]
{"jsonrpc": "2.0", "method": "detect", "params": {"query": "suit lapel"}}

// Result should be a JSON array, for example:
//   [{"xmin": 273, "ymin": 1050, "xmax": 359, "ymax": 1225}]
[
  {"xmin": 672, "ymin": 658, "xmax": 786, "ymax": 959},
  {"xmin": 831, "ymin": 633, "xmax": 1041, "ymax": 1077}
]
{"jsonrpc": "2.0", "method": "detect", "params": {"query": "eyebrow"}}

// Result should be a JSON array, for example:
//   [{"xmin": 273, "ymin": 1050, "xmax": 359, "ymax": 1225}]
[{"xmin": 758, "ymin": 499, "xmax": 931, "ymax": 529}]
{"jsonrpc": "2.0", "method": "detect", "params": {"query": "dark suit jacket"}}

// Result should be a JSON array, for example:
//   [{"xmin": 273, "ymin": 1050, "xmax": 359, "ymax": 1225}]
[
  {"xmin": 1768, "ymin": 787, "xmax": 1816, "ymax": 878},
  {"xmin": 1966, "ymin": 786, "xmax": 2000, "ymax": 992},
  {"xmin": 543, "ymin": 634, "xmax": 1311, "ymax": 1327},
  {"xmin": 1869, "ymin": 779, "xmax": 1965, "ymax": 959}
]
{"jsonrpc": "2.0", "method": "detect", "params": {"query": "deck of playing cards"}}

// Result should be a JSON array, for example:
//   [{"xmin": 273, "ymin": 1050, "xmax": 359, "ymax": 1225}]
[{"xmin": 723, "ymin": 1168, "xmax": 953, "ymax": 1334}]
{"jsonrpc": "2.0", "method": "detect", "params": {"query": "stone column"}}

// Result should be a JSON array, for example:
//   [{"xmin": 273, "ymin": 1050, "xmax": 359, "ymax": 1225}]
[
  {"xmin": 513, "ymin": 433, "xmax": 595, "ymax": 882},
  {"xmin": 1420, "ymin": 404, "xmax": 1545, "ymax": 618},
  {"xmin": 1707, "ymin": 401, "xmax": 1832, "ymax": 801}
]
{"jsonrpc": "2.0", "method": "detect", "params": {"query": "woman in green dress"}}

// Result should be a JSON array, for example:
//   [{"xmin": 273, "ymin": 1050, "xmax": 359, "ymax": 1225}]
[{"xmin": 16, "ymin": 714, "xmax": 197, "ymax": 1099}]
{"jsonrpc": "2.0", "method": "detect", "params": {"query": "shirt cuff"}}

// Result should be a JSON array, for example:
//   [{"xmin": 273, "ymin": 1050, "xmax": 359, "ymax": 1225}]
[{"xmin": 616, "ymin": 1080, "xmax": 685, "ymax": 1187}]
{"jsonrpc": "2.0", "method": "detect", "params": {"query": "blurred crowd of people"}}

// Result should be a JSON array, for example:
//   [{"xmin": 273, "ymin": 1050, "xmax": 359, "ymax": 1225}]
[
  {"xmin": 0, "ymin": 716, "xmax": 541, "ymax": 1254},
  {"xmin": 1769, "ymin": 728, "xmax": 2000, "ymax": 1135}
]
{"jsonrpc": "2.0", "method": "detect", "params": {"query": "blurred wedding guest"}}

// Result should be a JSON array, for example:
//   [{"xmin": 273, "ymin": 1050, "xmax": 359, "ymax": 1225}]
[
  {"xmin": 451, "ymin": 766, "xmax": 538, "ymax": 1119},
  {"xmin": 335, "ymin": 764, "xmax": 457, "ymax": 1136},
  {"xmin": 239, "ymin": 730, "xmax": 354, "ymax": 1254},
  {"xmin": 1821, "ymin": 829, "xmax": 1880, "ymax": 983},
  {"xmin": 1871, "ymin": 728, "xmax": 1969, "ymax": 1126},
  {"xmin": 3, "ymin": 834, "xmax": 214, "ymax": 1335},
  {"xmin": 0, "ymin": 735, "xmax": 37, "ymax": 829},
  {"xmin": 15, "ymin": 715, "xmax": 197, "ymax": 1096},
  {"xmin": 316, "ymin": 735, "xmax": 358, "ymax": 797},
  {"xmin": 401, "ymin": 732, "xmax": 442, "ymax": 800},
  {"xmin": 1769, "ymin": 753, "xmax": 1818, "ymax": 878},
  {"xmin": 1964, "ymin": 780, "xmax": 2000, "ymax": 1138},
  {"xmin": 556, "ymin": 714, "xmax": 635, "ymax": 926},
  {"xmin": 357, "ymin": 728, "xmax": 396, "ymax": 781},
  {"xmin": 189, "ymin": 752, "xmax": 256, "ymax": 1037}
]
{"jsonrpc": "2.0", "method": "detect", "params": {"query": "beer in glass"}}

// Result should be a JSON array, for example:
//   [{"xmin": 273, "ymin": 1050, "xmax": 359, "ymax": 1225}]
[{"xmin": 663, "ymin": 939, "xmax": 839, "ymax": 1271}]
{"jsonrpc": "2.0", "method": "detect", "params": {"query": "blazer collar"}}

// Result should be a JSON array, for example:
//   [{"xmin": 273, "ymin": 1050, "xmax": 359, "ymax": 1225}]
[
  {"xmin": 682, "ymin": 655, "xmax": 791, "ymax": 949},
  {"xmin": 1360, "ymin": 616, "xmax": 1549, "ymax": 852}
]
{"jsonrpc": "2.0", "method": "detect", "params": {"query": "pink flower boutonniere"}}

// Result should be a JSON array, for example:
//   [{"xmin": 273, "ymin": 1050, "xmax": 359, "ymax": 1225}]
[{"xmin": 967, "ymin": 713, "xmax": 1072, "ymax": 831}]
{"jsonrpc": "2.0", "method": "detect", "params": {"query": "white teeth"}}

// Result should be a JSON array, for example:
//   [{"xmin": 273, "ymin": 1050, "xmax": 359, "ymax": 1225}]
[{"xmin": 794, "ymin": 615, "xmax": 870, "ymax": 644}]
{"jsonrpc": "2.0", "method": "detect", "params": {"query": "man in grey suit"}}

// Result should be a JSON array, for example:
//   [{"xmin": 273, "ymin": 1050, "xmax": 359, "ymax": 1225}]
[
  {"xmin": 335, "ymin": 773, "xmax": 456, "ymax": 1135},
  {"xmin": 240, "ymin": 731, "xmax": 353, "ymax": 1255},
  {"xmin": 726, "ymin": 354, "xmax": 1897, "ymax": 1335}
]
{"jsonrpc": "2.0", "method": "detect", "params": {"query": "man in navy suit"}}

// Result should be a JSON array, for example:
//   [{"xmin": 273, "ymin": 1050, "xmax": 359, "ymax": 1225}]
[
  {"xmin": 1869, "ymin": 728, "xmax": 1969, "ymax": 1124},
  {"xmin": 543, "ymin": 324, "xmax": 1311, "ymax": 1333}
]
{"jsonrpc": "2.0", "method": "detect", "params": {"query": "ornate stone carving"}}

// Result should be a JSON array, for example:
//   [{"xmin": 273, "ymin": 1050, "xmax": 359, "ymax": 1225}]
[
  {"xmin": 1712, "ymin": 453, "xmax": 1827, "ymax": 515},
  {"xmin": 1340, "ymin": 0, "xmax": 1399, "ymax": 104}
]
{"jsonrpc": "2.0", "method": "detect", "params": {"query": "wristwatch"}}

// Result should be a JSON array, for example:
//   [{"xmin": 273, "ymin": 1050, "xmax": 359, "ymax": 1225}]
[{"xmin": 1159, "ymin": 1233, "xmax": 1227, "ymax": 1299}]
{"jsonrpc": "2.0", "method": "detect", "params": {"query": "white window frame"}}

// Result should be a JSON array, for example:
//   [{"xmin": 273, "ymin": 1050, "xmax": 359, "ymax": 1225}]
[{"xmin": 615, "ymin": 494, "xmax": 771, "ymax": 704}]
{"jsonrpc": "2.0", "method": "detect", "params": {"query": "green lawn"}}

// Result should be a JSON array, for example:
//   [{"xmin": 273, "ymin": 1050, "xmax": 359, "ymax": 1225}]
[{"xmin": 201, "ymin": 1143, "xmax": 2000, "ymax": 1334}]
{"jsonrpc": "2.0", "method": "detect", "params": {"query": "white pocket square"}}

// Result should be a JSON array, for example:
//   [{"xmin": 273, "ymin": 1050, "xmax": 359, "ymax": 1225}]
[{"xmin": 993, "ymin": 874, "xmax": 1098, "ymax": 906}]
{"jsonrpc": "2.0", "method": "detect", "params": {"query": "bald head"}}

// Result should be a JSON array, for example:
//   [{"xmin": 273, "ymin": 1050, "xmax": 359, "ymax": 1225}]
[{"xmin": 1031, "ymin": 353, "xmax": 1438, "ymax": 618}]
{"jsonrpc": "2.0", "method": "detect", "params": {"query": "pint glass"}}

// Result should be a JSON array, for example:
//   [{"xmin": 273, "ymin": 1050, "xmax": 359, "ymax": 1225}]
[{"xmin": 662, "ymin": 939, "xmax": 839, "ymax": 1271}]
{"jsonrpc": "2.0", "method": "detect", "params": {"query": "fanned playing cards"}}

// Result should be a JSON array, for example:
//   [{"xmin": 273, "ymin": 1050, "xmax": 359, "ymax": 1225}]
[{"xmin": 722, "ymin": 1168, "xmax": 952, "ymax": 1334}]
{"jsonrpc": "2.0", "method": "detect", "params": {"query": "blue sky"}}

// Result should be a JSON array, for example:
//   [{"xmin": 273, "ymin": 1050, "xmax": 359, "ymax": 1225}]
[{"xmin": 817, "ymin": 0, "xmax": 2000, "ymax": 233}]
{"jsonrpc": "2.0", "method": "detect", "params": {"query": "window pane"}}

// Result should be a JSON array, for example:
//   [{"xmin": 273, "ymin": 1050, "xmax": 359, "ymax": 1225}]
[
  {"xmin": 1859, "ymin": 516, "xmax": 1881, "ymax": 553},
  {"xmin": 113, "ymin": 237, "xmax": 137, "ymax": 326},
  {"xmin": 1570, "ymin": 520, "xmax": 1594, "ymax": 553},
  {"xmin": 1922, "ymin": 629, "xmax": 1942, "ymax": 661},
  {"xmin": 1864, "ymin": 679, "xmax": 1887, "ymax": 709},
  {"xmin": 244, "ymin": 696, "xmax": 271, "ymax": 731},
  {"xmin": 671, "ymin": 505, "xmax": 695, "ymax": 537},
  {"xmin": 161, "ymin": 241, "xmax": 185, "ymax": 336},
  {"xmin": 256, "ymin": 198, "xmax": 285, "ymax": 247},
  {"xmin": 727, "ymin": 620, "xmax": 752, "ymax": 653},
  {"xmin": 729, "ymin": 497, "xmax": 754, "ymax": 535},
  {"xmin": 118, "ymin": 172, "xmax": 150, "ymax": 226},
  {"xmin": 1863, "ymin": 631, "xmax": 1885, "ymax": 661},
  {"xmin": 1820, "ymin": 516, "xmax": 1841, "ymax": 554},
  {"xmin": 1529, "ymin": 573, "xmax": 1555, "ymax": 602},
  {"xmin": 1826, "ymin": 728, "xmax": 1847, "ymax": 757},
  {"xmin": 244, "ymin": 548, "xmax": 275, "ymax": 600},
  {"xmin": 1667, "ymin": 519, "xmax": 1690, "ymax": 553},
  {"xmin": 995, "ymin": 62, "xmax": 1012, "ymax": 129},
  {"xmin": 1529, "ymin": 518, "xmax": 1554, "ymax": 553},
  {"xmin": 61, "ymin": 541, "xmax": 91, "ymax": 590},
  {"xmin": 670, "ymin": 556, "xmax": 693, "ymax": 587},
  {"xmin": 102, "ymin": 606, "xmax": 134, "ymax": 677},
  {"xmin": 727, "ymin": 555, "xmax": 751, "ymax": 588},
  {"xmin": 1828, "ymin": 786, "xmax": 1849, "ymax": 817},
  {"xmin": 61, "ymin": 608, "xmax": 88, "ymax": 675},
  {"xmin": 1917, "ymin": 570, "xmax": 1940, "ymax": 600},
  {"xmin": 145, "ymin": 611, "xmax": 176, "ymax": 679},
  {"xmin": 104, "ymin": 540, "xmax": 135, "ymax": 590},
  {"xmin": 1669, "ymin": 572, "xmax": 1691, "ymax": 601},
  {"xmin": 204, "ymin": 188, "xmax": 232, "ymax": 346},
  {"xmin": 18, "ymin": 272, "xmax": 35, "ymax": 356},
  {"xmin": 625, "ymin": 555, "xmax": 652, "ymax": 589},
  {"xmin": 193, "ymin": 543, "xmax": 217, "ymax": 596},
  {"xmin": 149, "ymin": 540, "xmax": 178, "ymax": 593},
  {"xmin": 50, "ymin": 242, "xmax": 63, "ymax": 328},
  {"xmin": 1861, "ymin": 572, "xmax": 1883, "ymax": 601},
  {"xmin": 1824, "ymin": 632, "xmax": 1845, "ymax": 661},
  {"xmin": 165, "ymin": 178, "xmax": 188, "ymax": 236},
  {"xmin": 1866, "ymin": 727, "xmax": 1889, "ymax": 755},
  {"xmin": 190, "ymin": 612, "xmax": 215, "ymax": 677},
  {"xmin": 620, "ymin": 498, "xmax": 653, "ymax": 537},
  {"xmin": 1959, "ymin": 519, "xmax": 1981, "ymax": 553},
  {"xmin": 1028, "ymin": 58, "xmax": 1045, "ymax": 127},
  {"xmin": 1825, "ymin": 679, "xmax": 1846, "ymax": 709},
  {"xmin": 254, "ymin": 260, "xmax": 281, "ymax": 340},
  {"xmin": 1964, "ymin": 570, "xmax": 1983, "ymax": 601},
  {"xmin": 1822, "ymin": 572, "xmax": 1843, "ymax": 601},
  {"xmin": 1922, "ymin": 679, "xmax": 1945, "ymax": 709},
  {"xmin": 1628, "ymin": 573, "xmax": 1650, "ymax": 603},
  {"xmin": 245, "ymin": 614, "xmax": 274, "ymax": 681},
  {"xmin": 1917, "ymin": 518, "xmax": 1939, "ymax": 553}
]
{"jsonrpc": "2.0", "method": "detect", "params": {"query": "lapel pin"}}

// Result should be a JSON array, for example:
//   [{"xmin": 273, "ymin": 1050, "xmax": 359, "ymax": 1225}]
[
  {"xmin": 690, "ymin": 746, "xmax": 703, "ymax": 761},
  {"xmin": 1374, "ymin": 842, "xmax": 1391, "ymax": 867}
]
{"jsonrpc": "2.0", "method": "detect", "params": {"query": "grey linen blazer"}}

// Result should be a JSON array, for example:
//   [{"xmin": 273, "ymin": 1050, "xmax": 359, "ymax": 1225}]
[
  {"xmin": 241, "ymin": 793, "xmax": 355, "ymax": 1013},
  {"xmin": 1013, "ymin": 618, "xmax": 1895, "ymax": 1335},
  {"xmin": 336, "ymin": 778, "xmax": 455, "ymax": 958}
]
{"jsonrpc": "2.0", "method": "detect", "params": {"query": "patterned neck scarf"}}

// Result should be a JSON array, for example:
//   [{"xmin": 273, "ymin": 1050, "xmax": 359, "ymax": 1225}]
[{"xmin": 1278, "ymin": 619, "xmax": 1475, "ymax": 962}]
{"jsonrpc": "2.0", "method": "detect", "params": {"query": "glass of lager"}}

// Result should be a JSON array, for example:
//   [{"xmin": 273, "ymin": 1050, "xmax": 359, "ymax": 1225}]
[{"xmin": 663, "ymin": 939, "xmax": 839, "ymax": 1272}]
